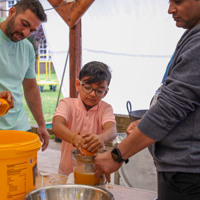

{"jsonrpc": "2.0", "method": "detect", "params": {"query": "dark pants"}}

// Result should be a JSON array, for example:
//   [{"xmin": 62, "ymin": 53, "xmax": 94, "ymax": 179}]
[{"xmin": 157, "ymin": 172, "xmax": 200, "ymax": 200}]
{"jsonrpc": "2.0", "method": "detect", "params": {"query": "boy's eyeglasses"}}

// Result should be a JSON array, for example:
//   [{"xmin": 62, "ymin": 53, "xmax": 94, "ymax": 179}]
[{"xmin": 79, "ymin": 80, "xmax": 108, "ymax": 97}]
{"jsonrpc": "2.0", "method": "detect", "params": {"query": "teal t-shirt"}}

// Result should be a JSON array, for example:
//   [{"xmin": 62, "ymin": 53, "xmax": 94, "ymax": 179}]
[{"xmin": 0, "ymin": 25, "xmax": 36, "ymax": 130}]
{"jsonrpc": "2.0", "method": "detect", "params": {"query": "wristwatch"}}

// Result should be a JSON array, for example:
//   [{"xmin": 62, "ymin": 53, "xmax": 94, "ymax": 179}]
[{"xmin": 111, "ymin": 147, "xmax": 129, "ymax": 164}]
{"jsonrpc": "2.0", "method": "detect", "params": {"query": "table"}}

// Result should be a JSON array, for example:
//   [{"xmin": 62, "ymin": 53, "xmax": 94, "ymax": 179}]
[
  {"xmin": 36, "ymin": 171, "xmax": 68, "ymax": 187},
  {"xmin": 102, "ymin": 184, "xmax": 157, "ymax": 200},
  {"xmin": 35, "ymin": 171, "xmax": 157, "ymax": 200}
]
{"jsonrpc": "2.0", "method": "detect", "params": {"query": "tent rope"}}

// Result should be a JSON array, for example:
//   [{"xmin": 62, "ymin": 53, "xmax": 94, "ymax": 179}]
[{"xmin": 55, "ymin": 49, "xmax": 70, "ymax": 110}]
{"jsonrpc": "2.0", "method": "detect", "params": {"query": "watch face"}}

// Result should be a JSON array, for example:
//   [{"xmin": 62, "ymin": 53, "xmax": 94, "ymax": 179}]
[
  {"xmin": 112, "ymin": 152, "xmax": 119, "ymax": 160},
  {"xmin": 111, "ymin": 147, "xmax": 121, "ymax": 162},
  {"xmin": 111, "ymin": 147, "xmax": 129, "ymax": 164}
]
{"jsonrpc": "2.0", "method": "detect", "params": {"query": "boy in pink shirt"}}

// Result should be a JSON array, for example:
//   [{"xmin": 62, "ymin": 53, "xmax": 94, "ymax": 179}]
[{"xmin": 52, "ymin": 61, "xmax": 116, "ymax": 175}]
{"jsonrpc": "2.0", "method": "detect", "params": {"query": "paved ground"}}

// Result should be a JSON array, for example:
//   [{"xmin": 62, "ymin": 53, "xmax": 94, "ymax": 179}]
[
  {"xmin": 37, "ymin": 138, "xmax": 157, "ymax": 192},
  {"xmin": 37, "ymin": 138, "xmax": 61, "ymax": 174}
]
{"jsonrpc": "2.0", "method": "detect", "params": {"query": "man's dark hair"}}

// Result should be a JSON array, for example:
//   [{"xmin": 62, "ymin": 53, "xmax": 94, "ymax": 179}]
[
  {"xmin": 14, "ymin": 0, "xmax": 47, "ymax": 22},
  {"xmin": 79, "ymin": 61, "xmax": 112, "ymax": 85}
]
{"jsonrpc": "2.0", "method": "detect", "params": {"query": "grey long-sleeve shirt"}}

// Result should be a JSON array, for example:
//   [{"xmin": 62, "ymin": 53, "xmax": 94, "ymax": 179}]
[{"xmin": 138, "ymin": 23, "xmax": 200, "ymax": 173}]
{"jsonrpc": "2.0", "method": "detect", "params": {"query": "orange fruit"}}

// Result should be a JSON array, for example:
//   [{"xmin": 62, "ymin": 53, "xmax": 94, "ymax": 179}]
[
  {"xmin": 0, "ymin": 99, "xmax": 9, "ymax": 116},
  {"xmin": 81, "ymin": 148, "xmax": 98, "ymax": 156}
]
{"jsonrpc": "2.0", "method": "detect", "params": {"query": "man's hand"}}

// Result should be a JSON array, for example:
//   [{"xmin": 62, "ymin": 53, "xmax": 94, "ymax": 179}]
[
  {"xmin": 94, "ymin": 150, "xmax": 123, "ymax": 183},
  {"xmin": 37, "ymin": 126, "xmax": 50, "ymax": 151},
  {"xmin": 0, "ymin": 91, "xmax": 14, "ymax": 110},
  {"xmin": 126, "ymin": 120, "xmax": 140, "ymax": 135}
]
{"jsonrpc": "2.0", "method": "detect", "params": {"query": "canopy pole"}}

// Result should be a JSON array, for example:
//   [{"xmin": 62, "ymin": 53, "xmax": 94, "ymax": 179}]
[{"xmin": 69, "ymin": 20, "xmax": 81, "ymax": 98}]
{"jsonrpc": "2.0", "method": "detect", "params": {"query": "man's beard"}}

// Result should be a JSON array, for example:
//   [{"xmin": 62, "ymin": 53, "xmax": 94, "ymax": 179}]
[{"xmin": 5, "ymin": 16, "xmax": 25, "ymax": 42}]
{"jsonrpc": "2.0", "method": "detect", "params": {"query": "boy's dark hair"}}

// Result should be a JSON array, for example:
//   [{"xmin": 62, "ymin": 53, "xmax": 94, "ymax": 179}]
[
  {"xmin": 79, "ymin": 61, "xmax": 112, "ymax": 85},
  {"xmin": 14, "ymin": 0, "xmax": 47, "ymax": 22}
]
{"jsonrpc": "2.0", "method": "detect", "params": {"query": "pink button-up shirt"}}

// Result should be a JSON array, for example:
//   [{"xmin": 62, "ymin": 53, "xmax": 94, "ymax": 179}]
[{"xmin": 54, "ymin": 96, "xmax": 116, "ymax": 175}]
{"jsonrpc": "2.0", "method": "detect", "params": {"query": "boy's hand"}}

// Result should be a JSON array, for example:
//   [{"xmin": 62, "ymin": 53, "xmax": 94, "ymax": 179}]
[
  {"xmin": 82, "ymin": 133, "xmax": 104, "ymax": 153},
  {"xmin": 72, "ymin": 134, "xmax": 85, "ymax": 151}
]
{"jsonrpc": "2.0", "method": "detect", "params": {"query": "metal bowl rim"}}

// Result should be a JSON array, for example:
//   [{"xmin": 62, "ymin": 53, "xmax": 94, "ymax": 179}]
[
  {"xmin": 129, "ymin": 109, "xmax": 148, "ymax": 114},
  {"xmin": 25, "ymin": 183, "xmax": 115, "ymax": 199},
  {"xmin": 129, "ymin": 109, "xmax": 148, "ymax": 118}
]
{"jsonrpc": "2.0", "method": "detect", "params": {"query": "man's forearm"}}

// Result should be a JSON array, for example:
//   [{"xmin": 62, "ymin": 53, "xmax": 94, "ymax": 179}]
[
  {"xmin": 24, "ymin": 82, "xmax": 46, "ymax": 127},
  {"xmin": 118, "ymin": 126, "xmax": 156, "ymax": 160},
  {"xmin": 27, "ymin": 95, "xmax": 46, "ymax": 127}
]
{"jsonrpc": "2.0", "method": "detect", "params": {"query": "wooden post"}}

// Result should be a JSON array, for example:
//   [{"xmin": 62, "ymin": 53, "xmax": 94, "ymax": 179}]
[
  {"xmin": 48, "ymin": 0, "xmax": 94, "ymax": 97},
  {"xmin": 70, "ymin": 0, "xmax": 95, "ymax": 28},
  {"xmin": 69, "ymin": 20, "xmax": 82, "ymax": 98}
]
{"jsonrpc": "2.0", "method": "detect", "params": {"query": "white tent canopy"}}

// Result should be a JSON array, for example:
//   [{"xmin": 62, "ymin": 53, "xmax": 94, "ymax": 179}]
[
  {"xmin": 40, "ymin": 0, "xmax": 70, "ymax": 98},
  {"xmin": 40, "ymin": 0, "xmax": 184, "ymax": 115}
]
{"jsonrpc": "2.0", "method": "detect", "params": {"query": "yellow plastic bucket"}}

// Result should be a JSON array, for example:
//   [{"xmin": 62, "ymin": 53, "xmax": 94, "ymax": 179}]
[{"xmin": 0, "ymin": 130, "xmax": 42, "ymax": 200}]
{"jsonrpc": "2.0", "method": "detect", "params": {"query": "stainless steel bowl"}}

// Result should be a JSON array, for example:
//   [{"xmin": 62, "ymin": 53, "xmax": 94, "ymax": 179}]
[
  {"xmin": 126, "ymin": 101, "xmax": 148, "ymax": 122},
  {"xmin": 128, "ymin": 109, "xmax": 148, "ymax": 122},
  {"xmin": 25, "ymin": 184, "xmax": 115, "ymax": 200}
]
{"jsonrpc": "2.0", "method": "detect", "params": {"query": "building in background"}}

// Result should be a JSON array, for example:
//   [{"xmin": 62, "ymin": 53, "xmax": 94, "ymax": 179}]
[{"xmin": 0, "ymin": 0, "xmax": 19, "ymax": 17}]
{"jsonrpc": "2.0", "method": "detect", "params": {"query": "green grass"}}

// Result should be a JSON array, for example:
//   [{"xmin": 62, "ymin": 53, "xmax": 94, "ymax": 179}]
[{"xmin": 22, "ymin": 74, "xmax": 64, "ymax": 125}]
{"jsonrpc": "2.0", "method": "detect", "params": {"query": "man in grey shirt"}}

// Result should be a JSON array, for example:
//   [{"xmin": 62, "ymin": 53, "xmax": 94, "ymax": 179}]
[{"xmin": 94, "ymin": 1, "xmax": 200, "ymax": 199}]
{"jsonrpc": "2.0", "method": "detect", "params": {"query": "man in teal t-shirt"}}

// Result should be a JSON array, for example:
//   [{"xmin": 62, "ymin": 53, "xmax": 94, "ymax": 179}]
[{"xmin": 0, "ymin": 0, "xmax": 49, "ymax": 151}]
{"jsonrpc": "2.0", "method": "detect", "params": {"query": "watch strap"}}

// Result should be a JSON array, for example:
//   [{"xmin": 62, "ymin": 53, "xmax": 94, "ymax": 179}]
[{"xmin": 111, "ymin": 147, "xmax": 129, "ymax": 164}]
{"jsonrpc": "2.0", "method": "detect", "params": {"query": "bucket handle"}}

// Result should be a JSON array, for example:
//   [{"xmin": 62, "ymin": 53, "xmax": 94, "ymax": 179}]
[{"xmin": 126, "ymin": 101, "xmax": 132, "ymax": 114}]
